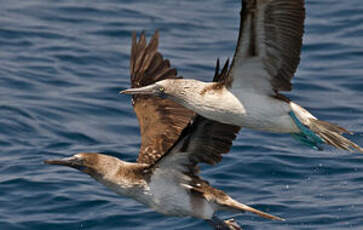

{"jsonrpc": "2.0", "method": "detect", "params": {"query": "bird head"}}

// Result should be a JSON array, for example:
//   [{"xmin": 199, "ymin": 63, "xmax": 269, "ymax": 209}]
[
  {"xmin": 120, "ymin": 79, "xmax": 182, "ymax": 99},
  {"xmin": 44, "ymin": 153, "xmax": 120, "ymax": 178}
]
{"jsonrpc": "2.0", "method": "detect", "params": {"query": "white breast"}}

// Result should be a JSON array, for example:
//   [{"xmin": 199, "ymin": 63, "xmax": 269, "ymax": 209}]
[
  {"xmin": 189, "ymin": 87, "xmax": 246, "ymax": 125},
  {"xmin": 192, "ymin": 87, "xmax": 298, "ymax": 133},
  {"xmin": 230, "ymin": 89, "xmax": 299, "ymax": 133},
  {"xmin": 173, "ymin": 82, "xmax": 298, "ymax": 133},
  {"xmin": 148, "ymin": 168, "xmax": 215, "ymax": 219}
]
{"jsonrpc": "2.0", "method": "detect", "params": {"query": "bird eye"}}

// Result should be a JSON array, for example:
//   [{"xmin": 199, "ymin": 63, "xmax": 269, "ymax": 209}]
[{"xmin": 159, "ymin": 87, "xmax": 166, "ymax": 99}]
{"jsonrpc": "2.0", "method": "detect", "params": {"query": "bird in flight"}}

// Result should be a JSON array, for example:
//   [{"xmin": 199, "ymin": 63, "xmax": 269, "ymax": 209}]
[
  {"xmin": 45, "ymin": 31, "xmax": 284, "ymax": 230},
  {"xmin": 121, "ymin": 0, "xmax": 362, "ymax": 153}
]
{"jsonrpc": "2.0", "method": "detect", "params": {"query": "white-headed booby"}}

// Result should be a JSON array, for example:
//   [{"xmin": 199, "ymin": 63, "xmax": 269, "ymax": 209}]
[
  {"xmin": 45, "ymin": 31, "xmax": 283, "ymax": 230},
  {"xmin": 121, "ymin": 0, "xmax": 362, "ymax": 152}
]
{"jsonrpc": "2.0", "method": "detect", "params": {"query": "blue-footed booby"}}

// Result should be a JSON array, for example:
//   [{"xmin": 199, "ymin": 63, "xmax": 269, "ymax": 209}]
[
  {"xmin": 121, "ymin": 0, "xmax": 362, "ymax": 152},
  {"xmin": 45, "ymin": 31, "xmax": 283, "ymax": 230}
]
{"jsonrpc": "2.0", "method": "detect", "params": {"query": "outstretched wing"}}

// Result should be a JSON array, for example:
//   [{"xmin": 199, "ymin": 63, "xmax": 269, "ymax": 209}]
[
  {"xmin": 129, "ymin": 31, "xmax": 194, "ymax": 165},
  {"xmin": 145, "ymin": 60, "xmax": 241, "ymax": 216},
  {"xmin": 148, "ymin": 115, "xmax": 284, "ymax": 222},
  {"xmin": 148, "ymin": 58, "xmax": 240, "ymax": 175},
  {"xmin": 226, "ymin": 0, "xmax": 305, "ymax": 93},
  {"xmin": 152, "ymin": 115, "xmax": 241, "ymax": 171}
]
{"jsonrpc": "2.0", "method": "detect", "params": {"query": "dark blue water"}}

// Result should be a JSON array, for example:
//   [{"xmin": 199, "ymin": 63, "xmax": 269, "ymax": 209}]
[{"xmin": 1, "ymin": 0, "xmax": 363, "ymax": 229}]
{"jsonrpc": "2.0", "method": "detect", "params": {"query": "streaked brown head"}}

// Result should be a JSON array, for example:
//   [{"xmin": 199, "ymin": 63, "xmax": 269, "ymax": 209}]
[{"xmin": 44, "ymin": 153, "xmax": 120, "ymax": 177}]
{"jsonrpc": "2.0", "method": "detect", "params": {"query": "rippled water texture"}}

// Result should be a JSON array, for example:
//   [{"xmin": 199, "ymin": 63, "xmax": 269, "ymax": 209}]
[{"xmin": 1, "ymin": 0, "xmax": 363, "ymax": 229}]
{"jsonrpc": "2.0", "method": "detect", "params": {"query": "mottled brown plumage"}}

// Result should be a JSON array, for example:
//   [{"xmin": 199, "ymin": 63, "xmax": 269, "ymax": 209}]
[
  {"xmin": 128, "ymin": 32, "xmax": 281, "ymax": 221},
  {"xmin": 200, "ymin": 59, "xmax": 230, "ymax": 95},
  {"xmin": 134, "ymin": 54, "xmax": 243, "ymax": 213},
  {"xmin": 141, "ymin": 51, "xmax": 241, "ymax": 172},
  {"xmin": 129, "ymin": 31, "xmax": 242, "ymax": 177},
  {"xmin": 129, "ymin": 31, "xmax": 194, "ymax": 165},
  {"xmin": 121, "ymin": 0, "xmax": 362, "ymax": 153},
  {"xmin": 45, "ymin": 30, "xmax": 285, "ymax": 230}
]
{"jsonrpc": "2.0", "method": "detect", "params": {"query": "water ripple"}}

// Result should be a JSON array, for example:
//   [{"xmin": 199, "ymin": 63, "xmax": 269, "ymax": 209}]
[{"xmin": 1, "ymin": 0, "xmax": 363, "ymax": 230}]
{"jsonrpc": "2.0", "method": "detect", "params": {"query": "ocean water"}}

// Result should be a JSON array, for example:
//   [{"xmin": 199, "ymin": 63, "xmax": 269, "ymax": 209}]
[{"xmin": 1, "ymin": 0, "xmax": 363, "ymax": 229}]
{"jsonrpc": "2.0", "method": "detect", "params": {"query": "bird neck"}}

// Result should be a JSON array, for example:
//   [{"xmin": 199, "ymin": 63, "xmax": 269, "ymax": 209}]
[
  {"xmin": 90, "ymin": 161, "xmax": 149, "ymax": 196},
  {"xmin": 168, "ymin": 82, "xmax": 244, "ymax": 124},
  {"xmin": 168, "ymin": 81, "xmax": 223, "ymax": 111}
]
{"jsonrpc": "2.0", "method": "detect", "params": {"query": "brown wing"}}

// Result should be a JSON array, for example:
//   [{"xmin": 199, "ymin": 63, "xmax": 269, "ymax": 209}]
[
  {"xmin": 226, "ymin": 0, "xmax": 305, "ymax": 93},
  {"xmin": 148, "ymin": 115, "xmax": 284, "ymax": 222},
  {"xmin": 146, "ymin": 59, "xmax": 240, "ymax": 207},
  {"xmin": 149, "ymin": 115, "xmax": 241, "ymax": 179},
  {"xmin": 148, "ymin": 58, "xmax": 240, "ymax": 173},
  {"xmin": 129, "ymin": 31, "xmax": 194, "ymax": 165},
  {"xmin": 177, "ymin": 115, "xmax": 241, "ymax": 166}
]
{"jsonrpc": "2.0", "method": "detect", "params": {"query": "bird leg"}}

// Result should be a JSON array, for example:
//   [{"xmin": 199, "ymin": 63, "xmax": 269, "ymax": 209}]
[
  {"xmin": 224, "ymin": 218, "xmax": 243, "ymax": 230},
  {"xmin": 207, "ymin": 216, "xmax": 242, "ymax": 230}
]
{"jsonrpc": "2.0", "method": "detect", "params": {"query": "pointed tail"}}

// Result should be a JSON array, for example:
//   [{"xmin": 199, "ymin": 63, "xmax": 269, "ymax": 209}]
[
  {"xmin": 290, "ymin": 102, "xmax": 363, "ymax": 152},
  {"xmin": 223, "ymin": 198, "xmax": 285, "ymax": 221},
  {"xmin": 307, "ymin": 119, "xmax": 363, "ymax": 152}
]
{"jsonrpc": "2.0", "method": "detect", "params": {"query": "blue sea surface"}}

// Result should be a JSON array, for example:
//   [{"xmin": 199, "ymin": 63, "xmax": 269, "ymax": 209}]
[{"xmin": 1, "ymin": 0, "xmax": 363, "ymax": 229}]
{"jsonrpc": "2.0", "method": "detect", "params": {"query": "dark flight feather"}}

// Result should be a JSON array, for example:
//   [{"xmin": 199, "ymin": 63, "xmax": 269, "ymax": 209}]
[
  {"xmin": 129, "ymin": 31, "xmax": 194, "ymax": 165},
  {"xmin": 227, "ymin": 0, "xmax": 305, "ymax": 92},
  {"xmin": 149, "ymin": 58, "xmax": 241, "ymax": 178}
]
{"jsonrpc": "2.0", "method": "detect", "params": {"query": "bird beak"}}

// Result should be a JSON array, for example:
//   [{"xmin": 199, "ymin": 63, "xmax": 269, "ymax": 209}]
[
  {"xmin": 44, "ymin": 156, "xmax": 84, "ymax": 170},
  {"xmin": 120, "ymin": 84, "xmax": 159, "ymax": 96}
]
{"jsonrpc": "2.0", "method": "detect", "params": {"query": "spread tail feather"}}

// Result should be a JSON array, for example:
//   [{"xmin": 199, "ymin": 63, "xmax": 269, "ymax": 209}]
[
  {"xmin": 307, "ymin": 119, "xmax": 363, "ymax": 153},
  {"xmin": 290, "ymin": 103, "xmax": 363, "ymax": 153},
  {"xmin": 223, "ymin": 198, "xmax": 285, "ymax": 221}
]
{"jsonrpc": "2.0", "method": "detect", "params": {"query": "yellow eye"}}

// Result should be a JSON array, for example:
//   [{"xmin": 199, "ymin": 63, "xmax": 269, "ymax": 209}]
[{"xmin": 158, "ymin": 87, "xmax": 166, "ymax": 98}]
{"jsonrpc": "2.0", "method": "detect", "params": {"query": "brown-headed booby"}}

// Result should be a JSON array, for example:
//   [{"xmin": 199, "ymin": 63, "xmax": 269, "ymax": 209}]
[
  {"xmin": 45, "ymin": 31, "xmax": 283, "ymax": 230},
  {"xmin": 121, "ymin": 0, "xmax": 363, "ymax": 152}
]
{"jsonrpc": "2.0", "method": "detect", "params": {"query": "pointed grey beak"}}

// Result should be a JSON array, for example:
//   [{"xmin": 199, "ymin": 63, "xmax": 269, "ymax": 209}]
[
  {"xmin": 44, "ymin": 156, "xmax": 84, "ymax": 170},
  {"xmin": 120, "ymin": 84, "xmax": 160, "ymax": 96}
]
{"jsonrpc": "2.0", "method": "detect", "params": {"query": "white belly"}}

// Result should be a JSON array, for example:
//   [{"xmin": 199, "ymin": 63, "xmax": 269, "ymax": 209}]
[
  {"xmin": 192, "ymin": 88, "xmax": 299, "ymax": 133},
  {"xmin": 147, "ymin": 170, "xmax": 215, "ymax": 219},
  {"xmin": 95, "ymin": 166, "xmax": 215, "ymax": 220},
  {"xmin": 232, "ymin": 91, "xmax": 298, "ymax": 133}
]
